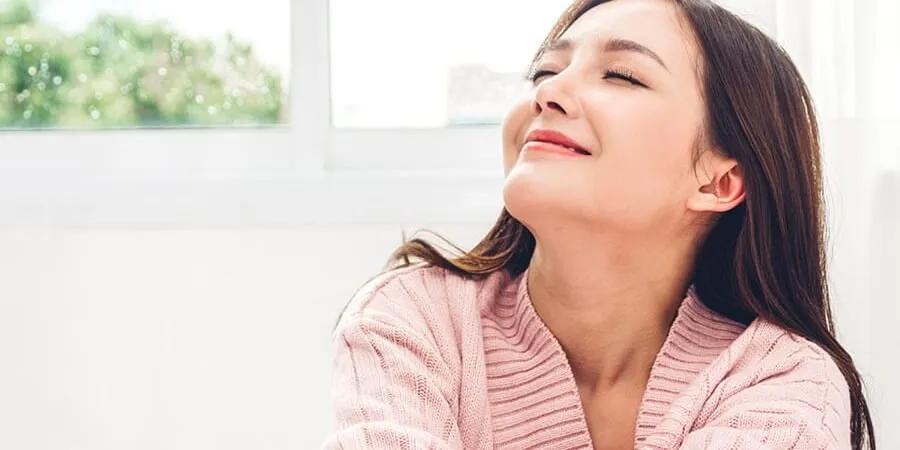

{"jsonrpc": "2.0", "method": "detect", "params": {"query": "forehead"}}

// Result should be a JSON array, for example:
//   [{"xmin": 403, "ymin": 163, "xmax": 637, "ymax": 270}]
[{"xmin": 559, "ymin": 0, "xmax": 701, "ymax": 74}]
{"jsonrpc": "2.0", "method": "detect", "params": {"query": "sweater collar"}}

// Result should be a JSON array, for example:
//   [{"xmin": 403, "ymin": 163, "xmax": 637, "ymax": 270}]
[{"xmin": 480, "ymin": 269, "xmax": 746, "ymax": 448}]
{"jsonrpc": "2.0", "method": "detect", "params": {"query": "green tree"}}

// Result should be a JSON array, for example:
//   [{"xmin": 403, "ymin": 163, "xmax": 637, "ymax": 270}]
[{"xmin": 0, "ymin": 0, "xmax": 286, "ymax": 128}]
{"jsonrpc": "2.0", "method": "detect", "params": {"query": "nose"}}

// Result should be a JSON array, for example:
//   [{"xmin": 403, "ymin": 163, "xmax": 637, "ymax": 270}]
[{"xmin": 531, "ymin": 72, "xmax": 582, "ymax": 119}]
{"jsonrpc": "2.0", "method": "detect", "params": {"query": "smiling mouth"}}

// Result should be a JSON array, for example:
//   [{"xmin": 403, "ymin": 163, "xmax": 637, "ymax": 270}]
[
  {"xmin": 523, "ymin": 141, "xmax": 592, "ymax": 156},
  {"xmin": 523, "ymin": 129, "xmax": 593, "ymax": 156},
  {"xmin": 546, "ymin": 142, "xmax": 590, "ymax": 155}
]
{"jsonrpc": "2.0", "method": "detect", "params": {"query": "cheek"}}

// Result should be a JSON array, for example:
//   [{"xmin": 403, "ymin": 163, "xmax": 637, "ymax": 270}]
[
  {"xmin": 585, "ymin": 96, "xmax": 703, "ymax": 216},
  {"xmin": 593, "ymin": 96, "xmax": 701, "ymax": 178},
  {"xmin": 501, "ymin": 97, "xmax": 532, "ymax": 174}
]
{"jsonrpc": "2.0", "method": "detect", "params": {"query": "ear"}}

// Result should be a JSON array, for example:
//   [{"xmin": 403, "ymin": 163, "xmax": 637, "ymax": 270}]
[{"xmin": 687, "ymin": 156, "xmax": 746, "ymax": 213}]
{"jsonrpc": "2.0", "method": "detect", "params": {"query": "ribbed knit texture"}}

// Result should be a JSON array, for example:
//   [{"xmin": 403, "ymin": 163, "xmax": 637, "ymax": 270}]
[{"xmin": 325, "ymin": 266, "xmax": 851, "ymax": 449}]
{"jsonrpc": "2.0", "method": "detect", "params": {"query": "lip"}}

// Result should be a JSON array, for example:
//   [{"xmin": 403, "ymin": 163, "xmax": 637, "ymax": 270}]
[{"xmin": 523, "ymin": 129, "xmax": 592, "ymax": 156}]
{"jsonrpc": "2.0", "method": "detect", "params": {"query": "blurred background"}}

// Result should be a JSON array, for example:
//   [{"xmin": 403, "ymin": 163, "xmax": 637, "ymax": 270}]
[{"xmin": 0, "ymin": 0, "xmax": 896, "ymax": 448}]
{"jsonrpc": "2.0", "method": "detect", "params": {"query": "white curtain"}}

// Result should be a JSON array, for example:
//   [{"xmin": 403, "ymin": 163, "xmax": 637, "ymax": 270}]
[{"xmin": 731, "ymin": 0, "xmax": 900, "ymax": 445}]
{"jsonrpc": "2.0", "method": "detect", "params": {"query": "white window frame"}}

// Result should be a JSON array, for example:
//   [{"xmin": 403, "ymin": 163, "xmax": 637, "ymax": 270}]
[
  {"xmin": 0, "ymin": 0, "xmax": 506, "ymax": 227},
  {"xmin": 0, "ymin": 0, "xmax": 785, "ymax": 228}
]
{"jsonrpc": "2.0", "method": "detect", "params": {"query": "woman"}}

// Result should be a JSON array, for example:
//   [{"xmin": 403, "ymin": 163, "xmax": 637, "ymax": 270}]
[{"xmin": 325, "ymin": 0, "xmax": 876, "ymax": 448}]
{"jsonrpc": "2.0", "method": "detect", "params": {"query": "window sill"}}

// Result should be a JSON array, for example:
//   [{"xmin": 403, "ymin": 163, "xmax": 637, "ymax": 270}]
[{"xmin": 0, "ymin": 170, "xmax": 504, "ymax": 227}]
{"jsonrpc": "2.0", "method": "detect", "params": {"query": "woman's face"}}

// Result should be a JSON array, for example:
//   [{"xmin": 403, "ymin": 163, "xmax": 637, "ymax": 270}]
[{"xmin": 502, "ymin": 0, "xmax": 713, "ymax": 236}]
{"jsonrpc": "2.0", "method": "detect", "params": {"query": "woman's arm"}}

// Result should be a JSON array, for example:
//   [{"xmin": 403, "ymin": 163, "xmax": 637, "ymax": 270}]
[{"xmin": 323, "ymin": 313, "xmax": 462, "ymax": 450}]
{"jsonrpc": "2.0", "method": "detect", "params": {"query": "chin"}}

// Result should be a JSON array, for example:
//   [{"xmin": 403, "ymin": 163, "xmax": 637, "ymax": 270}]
[{"xmin": 502, "ymin": 163, "xmax": 596, "ymax": 231}]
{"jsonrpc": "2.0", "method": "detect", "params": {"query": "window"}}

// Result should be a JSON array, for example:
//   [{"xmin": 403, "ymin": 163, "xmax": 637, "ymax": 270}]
[
  {"xmin": 329, "ymin": 0, "xmax": 570, "ymax": 129},
  {"xmin": 0, "ymin": 0, "xmax": 314, "ymax": 228},
  {"xmin": 0, "ymin": 0, "xmax": 289, "ymax": 129},
  {"xmin": 326, "ymin": 0, "xmax": 573, "ymax": 171}
]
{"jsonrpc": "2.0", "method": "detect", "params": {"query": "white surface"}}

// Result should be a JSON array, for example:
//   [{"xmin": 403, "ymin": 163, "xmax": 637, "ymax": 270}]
[{"xmin": 0, "ymin": 225, "xmax": 488, "ymax": 449}]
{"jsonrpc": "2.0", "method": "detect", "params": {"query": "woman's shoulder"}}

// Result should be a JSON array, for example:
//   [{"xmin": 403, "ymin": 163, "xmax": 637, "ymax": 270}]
[
  {"xmin": 722, "ymin": 318, "xmax": 851, "ymax": 410},
  {"xmin": 335, "ymin": 264, "xmax": 515, "ymax": 339},
  {"xmin": 684, "ymin": 294, "xmax": 846, "ymax": 389},
  {"xmin": 740, "ymin": 320, "xmax": 846, "ymax": 379}
]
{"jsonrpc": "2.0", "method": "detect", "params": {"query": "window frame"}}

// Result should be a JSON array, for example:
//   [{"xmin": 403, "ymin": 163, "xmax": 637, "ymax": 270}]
[{"xmin": 0, "ymin": 0, "xmax": 507, "ymax": 227}]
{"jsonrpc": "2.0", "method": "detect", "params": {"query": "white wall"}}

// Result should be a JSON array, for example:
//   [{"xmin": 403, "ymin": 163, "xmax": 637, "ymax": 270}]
[{"xmin": 0, "ymin": 225, "xmax": 487, "ymax": 450}]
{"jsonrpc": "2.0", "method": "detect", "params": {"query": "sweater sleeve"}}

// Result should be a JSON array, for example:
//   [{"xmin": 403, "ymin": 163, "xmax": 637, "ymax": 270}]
[
  {"xmin": 677, "ymin": 345, "xmax": 852, "ymax": 450},
  {"xmin": 323, "ymin": 314, "xmax": 462, "ymax": 450}
]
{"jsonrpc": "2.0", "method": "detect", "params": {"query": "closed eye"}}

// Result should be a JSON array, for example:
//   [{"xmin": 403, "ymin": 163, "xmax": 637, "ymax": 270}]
[
  {"xmin": 527, "ymin": 68, "xmax": 647, "ymax": 88},
  {"xmin": 604, "ymin": 68, "xmax": 646, "ymax": 87},
  {"xmin": 527, "ymin": 70, "xmax": 556, "ymax": 85}
]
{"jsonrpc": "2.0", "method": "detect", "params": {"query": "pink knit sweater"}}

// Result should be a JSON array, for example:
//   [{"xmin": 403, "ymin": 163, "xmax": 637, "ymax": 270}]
[{"xmin": 325, "ymin": 266, "xmax": 851, "ymax": 449}]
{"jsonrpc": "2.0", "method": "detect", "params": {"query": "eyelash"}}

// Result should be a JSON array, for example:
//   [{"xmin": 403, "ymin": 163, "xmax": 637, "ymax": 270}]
[{"xmin": 527, "ymin": 67, "xmax": 646, "ymax": 88}]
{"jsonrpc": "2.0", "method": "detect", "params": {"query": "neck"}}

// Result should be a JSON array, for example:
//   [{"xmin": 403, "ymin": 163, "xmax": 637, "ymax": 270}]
[{"xmin": 526, "ymin": 228, "xmax": 697, "ymax": 393}]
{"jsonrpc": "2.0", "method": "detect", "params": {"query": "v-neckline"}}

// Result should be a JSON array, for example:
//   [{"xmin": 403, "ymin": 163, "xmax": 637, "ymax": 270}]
[{"xmin": 480, "ymin": 270, "xmax": 746, "ymax": 449}]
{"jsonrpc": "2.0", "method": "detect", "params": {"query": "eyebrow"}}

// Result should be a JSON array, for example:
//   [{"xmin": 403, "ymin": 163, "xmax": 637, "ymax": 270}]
[{"xmin": 543, "ymin": 37, "xmax": 670, "ymax": 72}]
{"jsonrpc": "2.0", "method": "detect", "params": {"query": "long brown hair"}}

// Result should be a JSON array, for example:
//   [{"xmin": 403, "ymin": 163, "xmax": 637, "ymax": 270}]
[{"xmin": 387, "ymin": 1, "xmax": 875, "ymax": 448}]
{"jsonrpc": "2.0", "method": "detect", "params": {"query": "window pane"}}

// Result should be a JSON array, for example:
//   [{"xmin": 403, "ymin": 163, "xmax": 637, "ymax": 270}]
[
  {"xmin": 0, "ymin": 0, "xmax": 289, "ymax": 129},
  {"xmin": 329, "ymin": 0, "xmax": 570, "ymax": 128}
]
